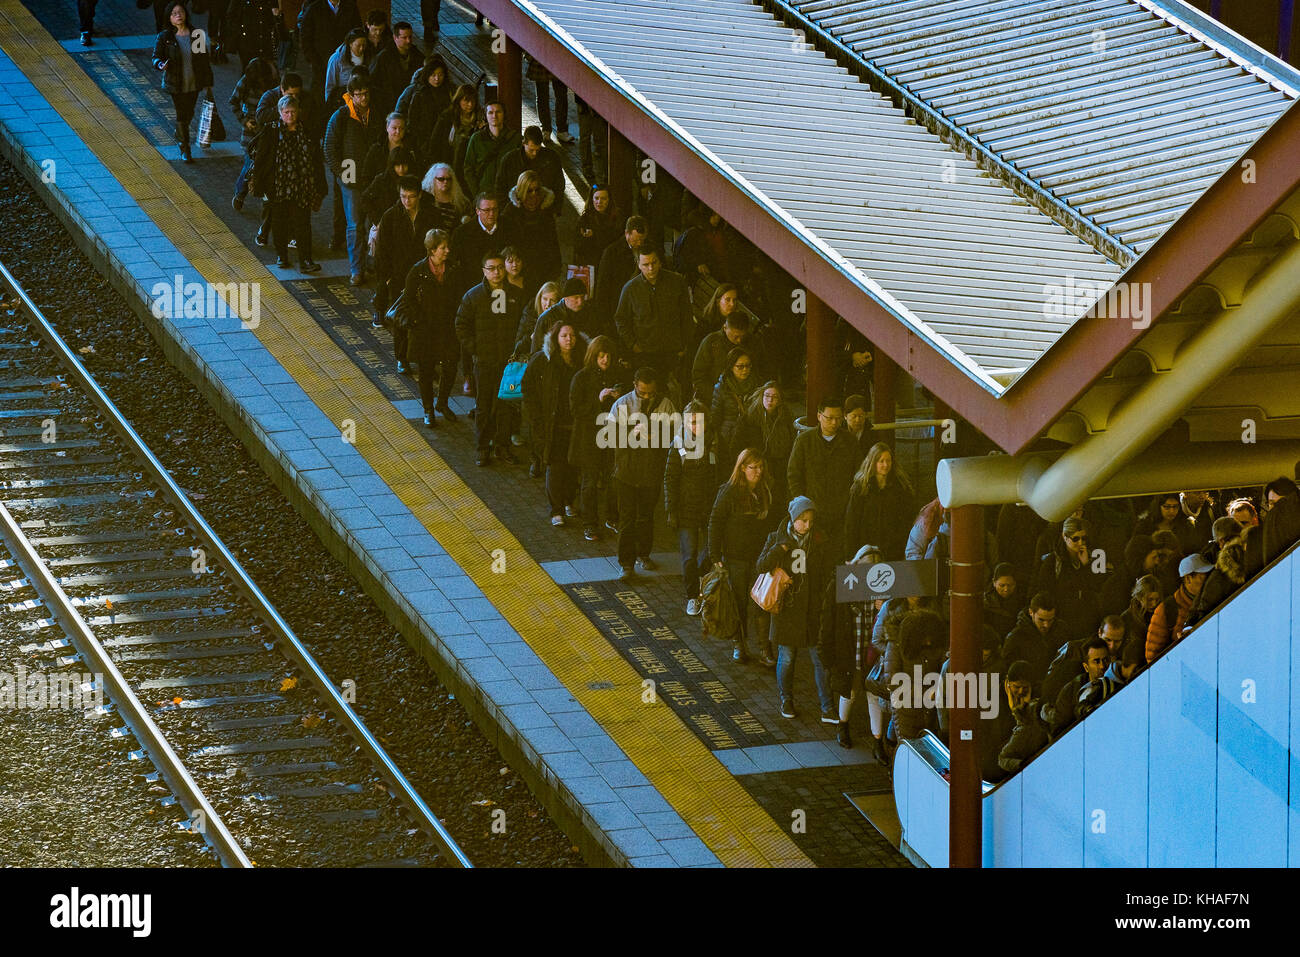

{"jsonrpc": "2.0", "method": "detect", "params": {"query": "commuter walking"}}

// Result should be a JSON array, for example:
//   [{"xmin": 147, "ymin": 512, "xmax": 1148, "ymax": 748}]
[
  {"xmin": 323, "ymin": 75, "xmax": 378, "ymax": 284},
  {"xmin": 297, "ymin": 0, "xmax": 360, "ymax": 106},
  {"xmin": 843, "ymin": 442, "xmax": 915, "ymax": 562},
  {"xmin": 222, "ymin": 0, "xmax": 284, "ymax": 73},
  {"xmin": 250, "ymin": 94, "xmax": 325, "ymax": 273},
  {"xmin": 664, "ymin": 401, "xmax": 717, "ymax": 616},
  {"xmin": 709, "ymin": 346, "xmax": 759, "ymax": 471},
  {"xmin": 613, "ymin": 249, "xmax": 694, "ymax": 403},
  {"xmin": 374, "ymin": 175, "xmax": 439, "ymax": 371},
  {"xmin": 454, "ymin": 251, "xmax": 525, "ymax": 466},
  {"xmin": 568, "ymin": 336, "xmax": 622, "ymax": 541},
  {"xmin": 404, "ymin": 229, "xmax": 460, "ymax": 428},
  {"xmin": 152, "ymin": 2, "xmax": 214, "ymax": 164},
  {"xmin": 523, "ymin": 322, "xmax": 586, "ymax": 526},
  {"xmin": 610, "ymin": 368, "xmax": 677, "ymax": 578},
  {"xmin": 230, "ymin": 56, "xmax": 279, "ymax": 211},
  {"xmin": 738, "ymin": 380, "xmax": 795, "ymax": 510},
  {"xmin": 708, "ymin": 448, "xmax": 773, "ymax": 663}
]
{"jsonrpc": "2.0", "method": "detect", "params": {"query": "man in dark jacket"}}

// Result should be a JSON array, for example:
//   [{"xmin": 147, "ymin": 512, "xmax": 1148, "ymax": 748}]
[
  {"xmin": 297, "ymin": 0, "xmax": 359, "ymax": 105},
  {"xmin": 1000, "ymin": 593, "xmax": 1062, "ymax": 688},
  {"xmin": 223, "ymin": 0, "xmax": 284, "ymax": 72},
  {"xmin": 786, "ymin": 395, "xmax": 857, "ymax": 558},
  {"xmin": 369, "ymin": 20, "xmax": 422, "ymax": 118},
  {"xmin": 608, "ymin": 368, "xmax": 677, "ymax": 578},
  {"xmin": 520, "ymin": 278, "xmax": 592, "ymax": 354},
  {"xmin": 1040, "ymin": 615, "xmax": 1125, "ymax": 713},
  {"xmin": 1263, "ymin": 475, "xmax": 1300, "ymax": 565},
  {"xmin": 664, "ymin": 404, "xmax": 717, "ymax": 615},
  {"xmin": 450, "ymin": 192, "xmax": 518, "ymax": 299},
  {"xmin": 1041, "ymin": 636, "xmax": 1111, "ymax": 737},
  {"xmin": 593, "ymin": 216, "xmax": 647, "ymax": 335},
  {"xmin": 614, "ymin": 249, "xmax": 694, "ymax": 402},
  {"xmin": 464, "ymin": 102, "xmax": 521, "ymax": 199},
  {"xmin": 323, "ymin": 75, "xmax": 379, "ymax": 284},
  {"xmin": 691, "ymin": 310, "xmax": 763, "ymax": 403},
  {"xmin": 495, "ymin": 126, "xmax": 565, "ymax": 201},
  {"xmin": 374, "ymin": 176, "xmax": 439, "ymax": 373},
  {"xmin": 455, "ymin": 251, "xmax": 525, "ymax": 466}
]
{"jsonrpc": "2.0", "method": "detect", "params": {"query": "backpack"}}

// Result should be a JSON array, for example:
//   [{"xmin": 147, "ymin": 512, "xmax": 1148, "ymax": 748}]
[{"xmin": 700, "ymin": 564, "xmax": 740, "ymax": 641}]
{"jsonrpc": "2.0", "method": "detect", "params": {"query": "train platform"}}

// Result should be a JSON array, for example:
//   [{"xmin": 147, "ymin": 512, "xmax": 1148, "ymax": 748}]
[{"xmin": 0, "ymin": 0, "xmax": 905, "ymax": 867}]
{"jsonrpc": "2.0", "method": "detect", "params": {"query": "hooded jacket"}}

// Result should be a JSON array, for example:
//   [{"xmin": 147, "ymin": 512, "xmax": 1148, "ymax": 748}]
[
  {"xmin": 395, "ymin": 65, "xmax": 449, "ymax": 161},
  {"xmin": 323, "ymin": 93, "xmax": 378, "ymax": 182},
  {"xmin": 324, "ymin": 41, "xmax": 371, "ymax": 111},
  {"xmin": 503, "ymin": 183, "xmax": 562, "ymax": 291},
  {"xmin": 1186, "ymin": 540, "xmax": 1248, "ymax": 628},
  {"xmin": 1000, "ymin": 609, "xmax": 1062, "ymax": 688},
  {"xmin": 756, "ymin": 521, "xmax": 830, "ymax": 649}
]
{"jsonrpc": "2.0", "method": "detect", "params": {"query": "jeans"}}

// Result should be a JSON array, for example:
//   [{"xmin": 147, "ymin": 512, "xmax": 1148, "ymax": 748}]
[
  {"xmin": 678, "ymin": 525, "xmax": 707, "ymax": 600},
  {"xmin": 235, "ymin": 148, "xmax": 254, "ymax": 197},
  {"xmin": 534, "ymin": 79, "xmax": 569, "ymax": 134},
  {"xmin": 339, "ymin": 183, "xmax": 365, "ymax": 276},
  {"xmin": 616, "ymin": 480, "xmax": 656, "ymax": 567},
  {"xmin": 776, "ymin": 644, "xmax": 834, "ymax": 713}
]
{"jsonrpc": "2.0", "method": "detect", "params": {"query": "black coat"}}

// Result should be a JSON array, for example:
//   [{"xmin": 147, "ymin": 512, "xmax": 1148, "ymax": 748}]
[
  {"xmin": 786, "ymin": 428, "xmax": 857, "ymax": 542},
  {"xmin": 843, "ymin": 476, "xmax": 915, "ymax": 562},
  {"xmin": 396, "ymin": 70, "xmax": 450, "ymax": 165},
  {"xmin": 1263, "ymin": 494, "xmax": 1300, "ymax": 565},
  {"xmin": 708, "ymin": 482, "xmax": 771, "ymax": 565},
  {"xmin": 1000, "ymin": 609, "xmax": 1063, "ymax": 688},
  {"xmin": 574, "ymin": 207, "xmax": 623, "ymax": 270},
  {"xmin": 664, "ymin": 444, "xmax": 719, "ymax": 530},
  {"xmin": 323, "ymin": 104, "xmax": 379, "ymax": 182},
  {"xmin": 250, "ymin": 122, "xmax": 326, "ymax": 203},
  {"xmin": 403, "ymin": 258, "xmax": 459, "ymax": 366},
  {"xmin": 502, "ymin": 187, "xmax": 562, "ymax": 295},
  {"xmin": 1030, "ymin": 541, "xmax": 1109, "ymax": 642},
  {"xmin": 757, "ymin": 523, "xmax": 829, "ymax": 649},
  {"xmin": 738, "ymin": 402, "xmax": 795, "ymax": 506},
  {"xmin": 152, "ymin": 29, "xmax": 214, "ymax": 94},
  {"xmin": 297, "ymin": 0, "xmax": 359, "ymax": 68},
  {"xmin": 375, "ymin": 202, "xmax": 440, "ymax": 286},
  {"xmin": 370, "ymin": 44, "xmax": 423, "ymax": 117},
  {"xmin": 454, "ymin": 282, "xmax": 525, "ymax": 369},
  {"xmin": 567, "ymin": 365, "xmax": 621, "ymax": 470},
  {"xmin": 256, "ymin": 87, "xmax": 322, "ymax": 142},
  {"xmin": 709, "ymin": 372, "xmax": 759, "ymax": 472},
  {"xmin": 449, "ymin": 218, "xmax": 520, "ymax": 298},
  {"xmin": 522, "ymin": 334, "xmax": 584, "ymax": 466},
  {"xmin": 223, "ymin": 0, "xmax": 284, "ymax": 64},
  {"xmin": 594, "ymin": 238, "xmax": 639, "ymax": 333}
]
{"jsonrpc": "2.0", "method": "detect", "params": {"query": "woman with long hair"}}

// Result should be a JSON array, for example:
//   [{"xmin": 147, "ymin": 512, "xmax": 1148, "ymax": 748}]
[
  {"xmin": 573, "ymin": 183, "xmax": 621, "ymax": 267},
  {"xmin": 420, "ymin": 161, "xmax": 470, "ymax": 232},
  {"xmin": 324, "ymin": 27, "xmax": 372, "ymax": 114},
  {"xmin": 152, "ymin": 2, "xmax": 213, "ymax": 163},
  {"xmin": 518, "ymin": 280, "xmax": 562, "ymax": 358},
  {"xmin": 1121, "ymin": 574, "xmax": 1162, "ymax": 667},
  {"xmin": 524, "ymin": 321, "xmax": 587, "ymax": 527},
  {"xmin": 843, "ymin": 442, "xmax": 915, "ymax": 561},
  {"xmin": 738, "ymin": 380, "xmax": 794, "ymax": 509},
  {"xmin": 429, "ymin": 83, "xmax": 483, "ymax": 192},
  {"xmin": 397, "ymin": 53, "xmax": 451, "ymax": 164},
  {"xmin": 568, "ymin": 336, "xmax": 623, "ymax": 541},
  {"xmin": 664, "ymin": 400, "xmax": 717, "ymax": 617},
  {"xmin": 708, "ymin": 448, "xmax": 774, "ymax": 664},
  {"xmin": 710, "ymin": 345, "xmax": 759, "ymax": 474},
  {"xmin": 504, "ymin": 169, "xmax": 561, "ymax": 296}
]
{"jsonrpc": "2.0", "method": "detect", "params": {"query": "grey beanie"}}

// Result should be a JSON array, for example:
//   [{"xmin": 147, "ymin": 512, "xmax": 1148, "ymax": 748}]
[{"xmin": 788, "ymin": 495, "xmax": 816, "ymax": 524}]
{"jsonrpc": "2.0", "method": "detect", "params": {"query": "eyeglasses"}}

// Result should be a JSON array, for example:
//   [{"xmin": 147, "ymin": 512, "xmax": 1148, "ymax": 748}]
[
  {"xmin": 1068, "ymin": 534, "xmax": 1088, "ymax": 543},
  {"xmin": 434, "ymin": 175, "xmax": 451, "ymax": 182}
]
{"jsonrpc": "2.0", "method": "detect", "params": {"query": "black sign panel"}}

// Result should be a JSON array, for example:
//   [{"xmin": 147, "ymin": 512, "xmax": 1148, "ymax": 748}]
[
  {"xmin": 836, "ymin": 559, "xmax": 938, "ymax": 601},
  {"xmin": 563, "ymin": 580, "xmax": 770, "ymax": 749}
]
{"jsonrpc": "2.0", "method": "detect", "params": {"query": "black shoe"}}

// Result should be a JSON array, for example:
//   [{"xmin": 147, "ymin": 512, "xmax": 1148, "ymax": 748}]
[
  {"xmin": 255, "ymin": 230, "xmax": 268, "ymax": 247},
  {"xmin": 300, "ymin": 260, "xmax": 321, "ymax": 273},
  {"xmin": 780, "ymin": 700, "xmax": 796, "ymax": 719},
  {"xmin": 80, "ymin": 31, "xmax": 92, "ymax": 46},
  {"xmin": 396, "ymin": 361, "xmax": 410, "ymax": 375},
  {"xmin": 434, "ymin": 404, "xmax": 457, "ymax": 422},
  {"xmin": 583, "ymin": 528, "xmax": 599, "ymax": 542},
  {"xmin": 476, "ymin": 452, "xmax": 490, "ymax": 467},
  {"xmin": 423, "ymin": 412, "xmax": 436, "ymax": 428},
  {"xmin": 180, "ymin": 146, "xmax": 193, "ymax": 163},
  {"xmin": 636, "ymin": 556, "xmax": 658, "ymax": 572},
  {"xmin": 275, "ymin": 257, "xmax": 291, "ymax": 268},
  {"xmin": 495, "ymin": 447, "xmax": 518, "ymax": 465},
  {"xmin": 232, "ymin": 193, "xmax": 245, "ymax": 212},
  {"xmin": 528, "ymin": 460, "xmax": 541, "ymax": 479},
  {"xmin": 837, "ymin": 723, "xmax": 853, "ymax": 749}
]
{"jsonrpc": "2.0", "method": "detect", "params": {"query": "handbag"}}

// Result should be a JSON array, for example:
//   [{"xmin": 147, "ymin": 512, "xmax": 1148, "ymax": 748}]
[
  {"xmin": 209, "ymin": 97, "xmax": 226, "ymax": 142},
  {"xmin": 497, "ymin": 357, "xmax": 527, "ymax": 402},
  {"xmin": 750, "ymin": 566, "xmax": 792, "ymax": 613},
  {"xmin": 385, "ymin": 291, "xmax": 413, "ymax": 330},
  {"xmin": 196, "ymin": 90, "xmax": 217, "ymax": 148}
]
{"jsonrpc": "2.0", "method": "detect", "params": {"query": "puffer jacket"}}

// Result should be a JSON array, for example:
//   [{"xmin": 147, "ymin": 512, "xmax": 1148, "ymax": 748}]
[
  {"xmin": 663, "ymin": 437, "xmax": 719, "ymax": 530},
  {"xmin": 454, "ymin": 281, "xmax": 525, "ymax": 369},
  {"xmin": 709, "ymin": 371, "xmax": 759, "ymax": 471},
  {"xmin": 152, "ymin": 28, "xmax": 214, "ymax": 94},
  {"xmin": 756, "ymin": 521, "xmax": 830, "ymax": 649},
  {"xmin": 1186, "ymin": 539, "xmax": 1247, "ymax": 627},
  {"xmin": 1144, "ymin": 585, "xmax": 1196, "ymax": 663},
  {"xmin": 324, "ymin": 41, "xmax": 371, "ymax": 112},
  {"xmin": 396, "ymin": 66, "xmax": 450, "ymax": 162},
  {"xmin": 323, "ymin": 94, "xmax": 379, "ymax": 183},
  {"xmin": 522, "ymin": 329, "xmax": 587, "ymax": 466}
]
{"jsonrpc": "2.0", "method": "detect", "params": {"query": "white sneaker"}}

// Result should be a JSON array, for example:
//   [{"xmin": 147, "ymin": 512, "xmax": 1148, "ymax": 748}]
[
  {"xmin": 686, "ymin": 597, "xmax": 701, "ymax": 616},
  {"xmin": 551, "ymin": 514, "xmax": 564, "ymax": 527},
  {"xmin": 557, "ymin": 131, "xmax": 576, "ymax": 145},
  {"xmin": 564, "ymin": 505, "xmax": 577, "ymax": 519}
]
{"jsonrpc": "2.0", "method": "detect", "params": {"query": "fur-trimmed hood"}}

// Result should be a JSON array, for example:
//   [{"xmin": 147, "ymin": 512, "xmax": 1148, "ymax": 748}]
[
  {"xmin": 509, "ymin": 182, "xmax": 556, "ymax": 211},
  {"xmin": 541, "ymin": 324, "xmax": 589, "ymax": 362},
  {"xmin": 1216, "ymin": 539, "xmax": 1247, "ymax": 585}
]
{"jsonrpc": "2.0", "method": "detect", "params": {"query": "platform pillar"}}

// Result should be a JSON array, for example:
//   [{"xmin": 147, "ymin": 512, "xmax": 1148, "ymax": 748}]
[
  {"xmin": 949, "ymin": 503, "xmax": 984, "ymax": 868},
  {"xmin": 805, "ymin": 294, "xmax": 834, "ymax": 418},
  {"xmin": 607, "ymin": 126, "xmax": 637, "ymax": 218},
  {"xmin": 873, "ymin": 348, "xmax": 898, "ymax": 426},
  {"xmin": 497, "ymin": 33, "xmax": 523, "ymax": 135}
]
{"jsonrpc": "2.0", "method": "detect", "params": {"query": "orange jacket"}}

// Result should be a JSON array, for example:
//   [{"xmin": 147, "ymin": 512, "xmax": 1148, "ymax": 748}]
[{"xmin": 1145, "ymin": 585, "xmax": 1195, "ymax": 664}]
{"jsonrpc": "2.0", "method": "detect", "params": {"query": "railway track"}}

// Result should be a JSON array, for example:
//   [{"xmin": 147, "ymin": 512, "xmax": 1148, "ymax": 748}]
[{"xmin": 0, "ymin": 261, "xmax": 471, "ymax": 868}]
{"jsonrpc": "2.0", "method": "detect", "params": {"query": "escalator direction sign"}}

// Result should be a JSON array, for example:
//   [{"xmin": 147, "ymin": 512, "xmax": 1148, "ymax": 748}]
[{"xmin": 836, "ymin": 560, "xmax": 938, "ymax": 601}]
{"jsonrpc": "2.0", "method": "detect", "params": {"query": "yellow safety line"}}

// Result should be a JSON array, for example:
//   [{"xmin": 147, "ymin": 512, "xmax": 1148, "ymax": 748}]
[{"xmin": 0, "ymin": 0, "xmax": 813, "ymax": 867}]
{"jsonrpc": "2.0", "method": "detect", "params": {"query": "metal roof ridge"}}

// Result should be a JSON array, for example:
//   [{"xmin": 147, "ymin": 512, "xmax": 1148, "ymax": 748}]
[
  {"xmin": 761, "ymin": 0, "xmax": 1140, "ymax": 268},
  {"xmin": 514, "ymin": 0, "xmax": 1011, "ymax": 396},
  {"xmin": 1134, "ymin": 0, "xmax": 1300, "ymax": 97}
]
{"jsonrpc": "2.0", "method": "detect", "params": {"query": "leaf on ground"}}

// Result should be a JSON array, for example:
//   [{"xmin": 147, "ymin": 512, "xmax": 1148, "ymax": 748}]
[
  {"xmin": 279, "ymin": 676, "xmax": 298, "ymax": 692},
  {"xmin": 301, "ymin": 713, "xmax": 321, "ymax": 728}
]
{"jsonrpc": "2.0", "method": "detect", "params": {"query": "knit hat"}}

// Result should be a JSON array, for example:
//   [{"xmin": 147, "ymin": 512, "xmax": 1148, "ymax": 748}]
[
  {"xmin": 562, "ymin": 277, "xmax": 588, "ymax": 298},
  {"xmin": 788, "ymin": 495, "xmax": 815, "ymax": 524}
]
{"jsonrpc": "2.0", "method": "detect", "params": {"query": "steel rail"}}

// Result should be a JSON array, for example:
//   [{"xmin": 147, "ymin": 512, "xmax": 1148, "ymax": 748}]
[
  {"xmin": 0, "ymin": 260, "xmax": 472, "ymax": 868},
  {"xmin": 0, "ymin": 501, "xmax": 253, "ymax": 868}
]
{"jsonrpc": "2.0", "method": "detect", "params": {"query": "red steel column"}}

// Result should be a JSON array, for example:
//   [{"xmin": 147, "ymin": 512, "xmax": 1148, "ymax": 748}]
[
  {"xmin": 497, "ymin": 35, "xmax": 523, "ymax": 134},
  {"xmin": 607, "ymin": 125, "xmax": 636, "ymax": 219},
  {"xmin": 874, "ymin": 349, "xmax": 898, "ymax": 426},
  {"xmin": 949, "ymin": 503, "xmax": 984, "ymax": 868},
  {"xmin": 805, "ymin": 294, "xmax": 834, "ymax": 418}
]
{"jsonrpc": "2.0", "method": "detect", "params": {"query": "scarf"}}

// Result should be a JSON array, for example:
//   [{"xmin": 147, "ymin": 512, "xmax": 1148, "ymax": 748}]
[{"xmin": 344, "ymin": 91, "xmax": 368, "ymax": 125}]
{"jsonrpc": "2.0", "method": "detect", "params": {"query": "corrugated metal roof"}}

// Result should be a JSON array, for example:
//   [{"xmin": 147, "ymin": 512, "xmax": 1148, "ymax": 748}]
[
  {"xmin": 523, "ymin": 0, "xmax": 1121, "ymax": 389},
  {"xmin": 788, "ymin": 0, "xmax": 1300, "ymax": 253}
]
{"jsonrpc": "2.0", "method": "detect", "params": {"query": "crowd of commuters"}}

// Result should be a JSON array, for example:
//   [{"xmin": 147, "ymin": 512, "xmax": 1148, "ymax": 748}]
[{"xmin": 139, "ymin": 1, "xmax": 1300, "ymax": 778}]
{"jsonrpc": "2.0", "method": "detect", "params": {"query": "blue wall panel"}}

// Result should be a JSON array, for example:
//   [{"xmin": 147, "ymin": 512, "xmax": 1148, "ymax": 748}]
[
  {"xmin": 1083, "ymin": 667, "xmax": 1150, "ymax": 867},
  {"xmin": 1217, "ymin": 553, "xmax": 1290, "ymax": 867},
  {"xmin": 1291, "ymin": 556, "xmax": 1300, "ymax": 867},
  {"xmin": 986, "ymin": 775, "xmax": 1022, "ymax": 868},
  {"xmin": 1147, "ymin": 631, "xmax": 1217, "ymax": 867},
  {"xmin": 1021, "ymin": 728, "xmax": 1083, "ymax": 866}
]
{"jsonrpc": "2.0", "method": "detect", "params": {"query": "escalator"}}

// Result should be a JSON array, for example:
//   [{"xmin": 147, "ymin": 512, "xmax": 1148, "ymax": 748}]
[{"xmin": 894, "ymin": 539, "xmax": 1300, "ymax": 866}]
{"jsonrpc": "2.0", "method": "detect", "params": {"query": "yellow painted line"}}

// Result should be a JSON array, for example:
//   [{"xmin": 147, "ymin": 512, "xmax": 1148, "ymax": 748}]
[{"xmin": 0, "ymin": 0, "xmax": 814, "ymax": 869}]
